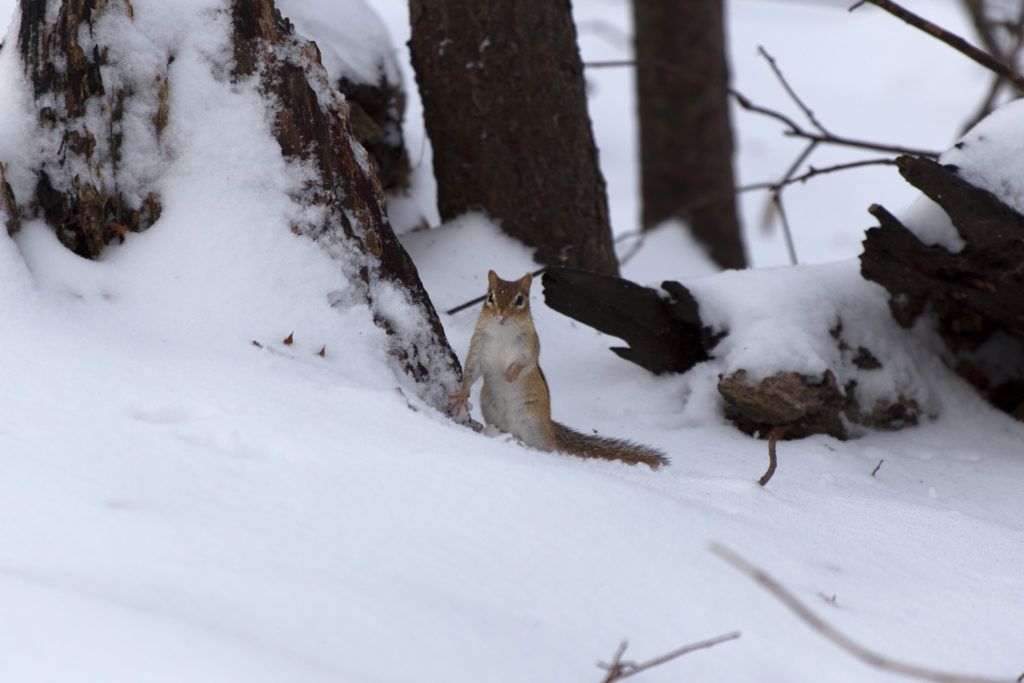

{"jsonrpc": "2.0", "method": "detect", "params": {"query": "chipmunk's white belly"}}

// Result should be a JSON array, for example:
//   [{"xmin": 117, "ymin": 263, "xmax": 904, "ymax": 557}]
[{"xmin": 477, "ymin": 324, "xmax": 552, "ymax": 451}]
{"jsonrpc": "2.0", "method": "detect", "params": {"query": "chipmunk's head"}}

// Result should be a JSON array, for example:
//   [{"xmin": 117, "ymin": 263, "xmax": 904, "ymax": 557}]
[{"xmin": 484, "ymin": 270, "xmax": 532, "ymax": 325}]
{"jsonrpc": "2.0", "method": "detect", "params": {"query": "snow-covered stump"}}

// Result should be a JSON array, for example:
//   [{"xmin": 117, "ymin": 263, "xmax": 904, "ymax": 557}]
[
  {"xmin": 861, "ymin": 154, "xmax": 1024, "ymax": 420},
  {"xmin": 3, "ymin": 0, "xmax": 461, "ymax": 410},
  {"xmin": 229, "ymin": 0, "xmax": 460, "ymax": 405},
  {"xmin": 13, "ymin": 0, "xmax": 164, "ymax": 256}
]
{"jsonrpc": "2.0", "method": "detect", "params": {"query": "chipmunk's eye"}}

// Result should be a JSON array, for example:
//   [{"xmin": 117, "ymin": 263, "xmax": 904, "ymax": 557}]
[
  {"xmin": 515, "ymin": 294, "xmax": 524, "ymax": 306},
  {"xmin": 487, "ymin": 292, "xmax": 495, "ymax": 304}
]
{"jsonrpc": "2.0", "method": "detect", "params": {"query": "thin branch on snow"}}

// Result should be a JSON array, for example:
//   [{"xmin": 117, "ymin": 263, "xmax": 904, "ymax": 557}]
[
  {"xmin": 849, "ymin": 0, "xmax": 1024, "ymax": 94},
  {"xmin": 759, "ymin": 427, "xmax": 786, "ymax": 487},
  {"xmin": 710, "ymin": 543, "xmax": 1017, "ymax": 683},
  {"xmin": 597, "ymin": 632, "xmax": 741, "ymax": 682}
]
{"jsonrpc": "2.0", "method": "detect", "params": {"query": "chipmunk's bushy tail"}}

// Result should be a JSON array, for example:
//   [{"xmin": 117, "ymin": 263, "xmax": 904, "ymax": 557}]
[{"xmin": 553, "ymin": 422, "xmax": 669, "ymax": 469}]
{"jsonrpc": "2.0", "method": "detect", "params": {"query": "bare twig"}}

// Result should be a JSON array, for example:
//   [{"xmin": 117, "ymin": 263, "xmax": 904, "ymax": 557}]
[
  {"xmin": 757, "ymin": 46, "xmax": 831, "ymax": 135},
  {"xmin": 585, "ymin": 57, "xmax": 941, "ymax": 159},
  {"xmin": 958, "ymin": 0, "xmax": 1024, "ymax": 131},
  {"xmin": 598, "ymin": 632, "xmax": 741, "ymax": 682},
  {"xmin": 871, "ymin": 458, "xmax": 884, "ymax": 476},
  {"xmin": 737, "ymin": 158, "xmax": 899, "ymax": 195},
  {"xmin": 850, "ymin": 0, "xmax": 1024, "ymax": 94},
  {"xmin": 710, "ymin": 543, "xmax": 1016, "ymax": 683},
  {"xmin": 584, "ymin": 51, "xmax": 937, "ymax": 264},
  {"xmin": 759, "ymin": 427, "xmax": 786, "ymax": 486}
]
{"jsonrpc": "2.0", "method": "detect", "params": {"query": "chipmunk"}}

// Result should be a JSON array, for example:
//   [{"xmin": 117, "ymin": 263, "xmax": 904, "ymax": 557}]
[{"xmin": 449, "ymin": 270, "xmax": 668, "ymax": 469}]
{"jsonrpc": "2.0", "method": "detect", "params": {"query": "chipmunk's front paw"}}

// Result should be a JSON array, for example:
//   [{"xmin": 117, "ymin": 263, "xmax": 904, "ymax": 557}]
[
  {"xmin": 505, "ymin": 362, "xmax": 525, "ymax": 382},
  {"xmin": 448, "ymin": 393, "xmax": 471, "ymax": 418}
]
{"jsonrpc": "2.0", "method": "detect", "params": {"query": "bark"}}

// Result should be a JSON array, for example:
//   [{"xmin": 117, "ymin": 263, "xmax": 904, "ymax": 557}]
[
  {"xmin": 408, "ymin": 0, "xmax": 619, "ymax": 275},
  {"xmin": 861, "ymin": 155, "xmax": 1024, "ymax": 419},
  {"xmin": 336, "ymin": 75, "xmax": 411, "ymax": 191},
  {"xmin": 231, "ymin": 0, "xmax": 461, "ymax": 408},
  {"xmin": 632, "ymin": 0, "xmax": 745, "ymax": 269}
]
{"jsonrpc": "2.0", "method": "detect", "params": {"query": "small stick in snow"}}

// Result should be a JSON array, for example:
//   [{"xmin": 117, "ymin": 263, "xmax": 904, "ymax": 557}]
[
  {"xmin": 759, "ymin": 426, "xmax": 786, "ymax": 487},
  {"xmin": 710, "ymin": 542, "xmax": 1016, "ymax": 683},
  {"xmin": 850, "ymin": 0, "xmax": 1024, "ymax": 95},
  {"xmin": 871, "ymin": 458, "xmax": 884, "ymax": 477},
  {"xmin": 597, "ymin": 632, "xmax": 741, "ymax": 682}
]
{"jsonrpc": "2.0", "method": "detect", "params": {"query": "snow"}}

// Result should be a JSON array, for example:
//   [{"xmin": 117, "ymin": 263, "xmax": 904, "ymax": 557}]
[
  {"xmin": 0, "ymin": 1, "xmax": 1023, "ymax": 682},
  {"xmin": 943, "ymin": 97, "xmax": 1024, "ymax": 216}
]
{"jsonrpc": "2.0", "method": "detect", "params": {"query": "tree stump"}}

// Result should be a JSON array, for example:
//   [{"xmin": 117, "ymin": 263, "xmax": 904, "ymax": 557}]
[
  {"xmin": 861, "ymin": 155, "xmax": 1024, "ymax": 419},
  {"xmin": 3, "ymin": 0, "xmax": 461, "ymax": 410}
]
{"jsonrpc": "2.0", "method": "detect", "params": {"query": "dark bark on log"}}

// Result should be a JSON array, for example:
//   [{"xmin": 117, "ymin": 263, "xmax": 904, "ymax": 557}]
[
  {"xmin": 336, "ymin": 76, "xmax": 410, "ymax": 191},
  {"xmin": 861, "ymin": 155, "xmax": 1024, "ymax": 418},
  {"xmin": 540, "ymin": 268, "xmax": 712, "ymax": 375},
  {"xmin": 632, "ymin": 0, "xmax": 745, "ymax": 269},
  {"xmin": 408, "ymin": 0, "xmax": 619, "ymax": 275}
]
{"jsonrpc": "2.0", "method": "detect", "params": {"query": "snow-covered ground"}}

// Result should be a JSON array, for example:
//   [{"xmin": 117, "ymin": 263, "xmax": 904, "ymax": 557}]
[{"xmin": 0, "ymin": 1, "xmax": 1022, "ymax": 682}]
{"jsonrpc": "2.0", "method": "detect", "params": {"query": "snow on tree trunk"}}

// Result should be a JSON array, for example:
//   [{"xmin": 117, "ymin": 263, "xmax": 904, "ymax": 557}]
[
  {"xmin": 2, "ymin": 0, "xmax": 460, "ymax": 410},
  {"xmin": 408, "ymin": 0, "xmax": 620, "ymax": 276}
]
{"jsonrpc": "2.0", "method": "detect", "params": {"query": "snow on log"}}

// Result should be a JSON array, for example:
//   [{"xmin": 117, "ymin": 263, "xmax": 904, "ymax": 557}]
[{"xmin": 543, "ymin": 266, "xmax": 926, "ymax": 440}]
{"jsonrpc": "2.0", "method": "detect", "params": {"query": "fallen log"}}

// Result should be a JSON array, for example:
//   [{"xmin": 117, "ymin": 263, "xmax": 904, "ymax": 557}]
[{"xmin": 861, "ymin": 155, "xmax": 1024, "ymax": 419}]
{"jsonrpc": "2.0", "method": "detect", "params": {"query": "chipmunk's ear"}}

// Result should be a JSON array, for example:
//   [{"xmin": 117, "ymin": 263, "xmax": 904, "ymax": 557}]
[
  {"xmin": 520, "ymin": 273, "xmax": 533, "ymax": 292},
  {"xmin": 487, "ymin": 270, "xmax": 498, "ymax": 287}
]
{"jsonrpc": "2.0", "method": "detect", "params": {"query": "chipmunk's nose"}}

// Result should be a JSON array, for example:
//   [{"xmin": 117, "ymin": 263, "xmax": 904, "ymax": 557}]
[{"xmin": 497, "ymin": 314, "xmax": 508, "ymax": 324}]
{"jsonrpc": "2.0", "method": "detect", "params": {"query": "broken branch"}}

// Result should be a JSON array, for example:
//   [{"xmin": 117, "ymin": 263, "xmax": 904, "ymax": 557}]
[{"xmin": 598, "ymin": 632, "xmax": 741, "ymax": 682}]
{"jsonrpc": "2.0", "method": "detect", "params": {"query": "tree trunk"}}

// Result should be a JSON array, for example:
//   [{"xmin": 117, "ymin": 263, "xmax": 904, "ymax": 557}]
[
  {"xmin": 408, "ymin": 0, "xmax": 620, "ymax": 276},
  {"xmin": 632, "ymin": 0, "xmax": 746, "ymax": 270},
  {"xmin": 5, "ymin": 0, "xmax": 461, "ymax": 410}
]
